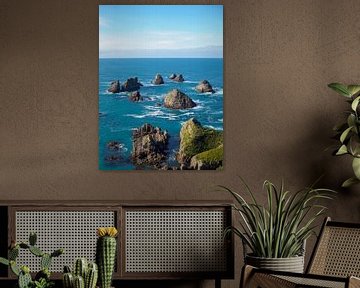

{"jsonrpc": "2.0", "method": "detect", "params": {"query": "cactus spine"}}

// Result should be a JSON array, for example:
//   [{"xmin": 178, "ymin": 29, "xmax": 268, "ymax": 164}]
[{"xmin": 96, "ymin": 227, "xmax": 118, "ymax": 288}]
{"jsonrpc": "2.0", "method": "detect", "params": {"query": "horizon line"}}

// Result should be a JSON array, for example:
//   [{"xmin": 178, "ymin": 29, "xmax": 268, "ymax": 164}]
[{"xmin": 99, "ymin": 57, "xmax": 224, "ymax": 59}]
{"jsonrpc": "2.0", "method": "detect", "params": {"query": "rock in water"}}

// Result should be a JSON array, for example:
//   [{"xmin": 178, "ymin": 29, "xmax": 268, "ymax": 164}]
[
  {"xmin": 131, "ymin": 123, "xmax": 169, "ymax": 168},
  {"xmin": 108, "ymin": 80, "xmax": 121, "ymax": 93},
  {"xmin": 164, "ymin": 89, "xmax": 196, "ymax": 109},
  {"xmin": 169, "ymin": 73, "xmax": 177, "ymax": 80},
  {"xmin": 153, "ymin": 74, "xmax": 164, "ymax": 85},
  {"xmin": 177, "ymin": 118, "xmax": 223, "ymax": 170},
  {"xmin": 129, "ymin": 91, "xmax": 143, "ymax": 102},
  {"xmin": 173, "ymin": 74, "xmax": 184, "ymax": 82},
  {"xmin": 107, "ymin": 141, "xmax": 123, "ymax": 151},
  {"xmin": 121, "ymin": 77, "xmax": 143, "ymax": 92},
  {"xmin": 195, "ymin": 80, "xmax": 215, "ymax": 93}
]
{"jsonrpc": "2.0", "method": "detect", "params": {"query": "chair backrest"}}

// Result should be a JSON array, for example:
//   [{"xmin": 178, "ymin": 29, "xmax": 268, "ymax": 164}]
[{"xmin": 307, "ymin": 217, "xmax": 360, "ymax": 277}]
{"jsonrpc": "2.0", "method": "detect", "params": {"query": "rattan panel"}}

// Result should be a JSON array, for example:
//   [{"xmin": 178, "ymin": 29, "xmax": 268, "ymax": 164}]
[
  {"xmin": 125, "ymin": 210, "xmax": 227, "ymax": 273},
  {"xmin": 277, "ymin": 275, "xmax": 345, "ymax": 288},
  {"xmin": 310, "ymin": 226, "xmax": 360, "ymax": 277},
  {"xmin": 15, "ymin": 211, "xmax": 115, "ymax": 272}
]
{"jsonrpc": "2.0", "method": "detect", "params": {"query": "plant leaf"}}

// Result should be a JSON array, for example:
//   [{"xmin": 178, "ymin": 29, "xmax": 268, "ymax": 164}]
[
  {"xmin": 347, "ymin": 85, "xmax": 360, "ymax": 97},
  {"xmin": 351, "ymin": 96, "xmax": 360, "ymax": 111},
  {"xmin": 342, "ymin": 177, "xmax": 360, "ymax": 188},
  {"xmin": 336, "ymin": 145, "xmax": 348, "ymax": 155},
  {"xmin": 352, "ymin": 157, "xmax": 360, "ymax": 179},
  {"xmin": 340, "ymin": 126, "xmax": 353, "ymax": 143},
  {"xmin": 328, "ymin": 83, "xmax": 351, "ymax": 97}
]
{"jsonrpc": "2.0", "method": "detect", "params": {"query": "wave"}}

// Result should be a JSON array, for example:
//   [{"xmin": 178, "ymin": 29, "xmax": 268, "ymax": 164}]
[
  {"xmin": 184, "ymin": 80, "xmax": 199, "ymax": 84},
  {"xmin": 125, "ymin": 109, "xmax": 178, "ymax": 121},
  {"xmin": 204, "ymin": 125, "xmax": 223, "ymax": 131}
]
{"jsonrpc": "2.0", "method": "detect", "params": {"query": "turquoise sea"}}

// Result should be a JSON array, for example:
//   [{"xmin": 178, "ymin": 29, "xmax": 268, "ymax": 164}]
[{"xmin": 99, "ymin": 58, "xmax": 223, "ymax": 170}]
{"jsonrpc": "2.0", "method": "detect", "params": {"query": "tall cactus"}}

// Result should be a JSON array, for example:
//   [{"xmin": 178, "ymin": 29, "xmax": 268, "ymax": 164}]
[{"xmin": 96, "ymin": 227, "xmax": 118, "ymax": 288}]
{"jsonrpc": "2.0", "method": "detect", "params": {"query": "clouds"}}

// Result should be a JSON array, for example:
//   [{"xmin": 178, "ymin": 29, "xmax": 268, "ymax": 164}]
[{"xmin": 99, "ymin": 5, "xmax": 223, "ymax": 58}]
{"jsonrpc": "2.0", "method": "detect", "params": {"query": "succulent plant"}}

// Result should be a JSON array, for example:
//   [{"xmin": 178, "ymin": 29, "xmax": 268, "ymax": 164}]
[
  {"xmin": 96, "ymin": 227, "xmax": 118, "ymax": 288},
  {"xmin": 0, "ymin": 232, "xmax": 63, "ymax": 288},
  {"xmin": 62, "ymin": 260, "xmax": 98, "ymax": 288}
]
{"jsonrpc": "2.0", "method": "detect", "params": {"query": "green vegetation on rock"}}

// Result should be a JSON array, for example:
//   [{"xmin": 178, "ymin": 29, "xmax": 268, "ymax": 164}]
[
  {"xmin": 190, "ymin": 144, "xmax": 223, "ymax": 170},
  {"xmin": 178, "ymin": 118, "xmax": 223, "ymax": 169}
]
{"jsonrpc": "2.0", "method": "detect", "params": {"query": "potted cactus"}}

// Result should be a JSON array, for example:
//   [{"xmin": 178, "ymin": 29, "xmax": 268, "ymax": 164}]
[
  {"xmin": 96, "ymin": 227, "xmax": 118, "ymax": 288},
  {"xmin": 0, "ymin": 232, "xmax": 64, "ymax": 288},
  {"xmin": 62, "ymin": 258, "xmax": 98, "ymax": 288}
]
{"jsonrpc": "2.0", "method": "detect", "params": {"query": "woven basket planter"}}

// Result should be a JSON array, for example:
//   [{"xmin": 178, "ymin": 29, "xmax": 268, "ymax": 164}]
[{"xmin": 245, "ymin": 254, "xmax": 305, "ymax": 273}]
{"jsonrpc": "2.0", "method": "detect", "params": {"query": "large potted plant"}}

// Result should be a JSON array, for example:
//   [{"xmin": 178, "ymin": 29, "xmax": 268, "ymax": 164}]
[
  {"xmin": 221, "ymin": 179, "xmax": 334, "ymax": 273},
  {"xmin": 328, "ymin": 83, "xmax": 360, "ymax": 187}
]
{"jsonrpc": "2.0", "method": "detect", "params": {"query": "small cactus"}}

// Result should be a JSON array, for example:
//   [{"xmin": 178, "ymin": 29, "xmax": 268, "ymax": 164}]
[
  {"xmin": 63, "ymin": 272, "xmax": 74, "ymax": 288},
  {"xmin": 63, "ymin": 259, "xmax": 98, "ymax": 288},
  {"xmin": 96, "ymin": 227, "xmax": 118, "ymax": 288},
  {"xmin": 74, "ymin": 275, "xmax": 85, "ymax": 288},
  {"xmin": 85, "ymin": 263, "xmax": 98, "ymax": 288},
  {"xmin": 74, "ymin": 258, "xmax": 88, "ymax": 279}
]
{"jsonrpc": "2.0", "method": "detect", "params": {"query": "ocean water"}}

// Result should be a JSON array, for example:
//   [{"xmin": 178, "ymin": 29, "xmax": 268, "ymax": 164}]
[{"xmin": 99, "ymin": 58, "xmax": 223, "ymax": 170}]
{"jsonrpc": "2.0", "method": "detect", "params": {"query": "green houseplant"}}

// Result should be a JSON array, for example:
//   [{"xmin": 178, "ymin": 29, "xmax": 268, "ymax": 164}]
[
  {"xmin": 328, "ymin": 83, "xmax": 360, "ymax": 187},
  {"xmin": 221, "ymin": 179, "xmax": 334, "ymax": 272}
]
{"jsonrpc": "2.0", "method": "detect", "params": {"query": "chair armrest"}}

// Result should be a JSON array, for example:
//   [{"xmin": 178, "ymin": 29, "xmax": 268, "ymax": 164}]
[
  {"xmin": 240, "ymin": 265, "xmax": 296, "ymax": 288},
  {"xmin": 349, "ymin": 276, "xmax": 360, "ymax": 288},
  {"xmin": 241, "ymin": 265, "xmax": 349, "ymax": 288}
]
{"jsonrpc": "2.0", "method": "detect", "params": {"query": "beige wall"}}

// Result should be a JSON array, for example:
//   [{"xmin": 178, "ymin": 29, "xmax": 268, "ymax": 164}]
[{"xmin": 1, "ymin": 0, "xmax": 360, "ymax": 287}]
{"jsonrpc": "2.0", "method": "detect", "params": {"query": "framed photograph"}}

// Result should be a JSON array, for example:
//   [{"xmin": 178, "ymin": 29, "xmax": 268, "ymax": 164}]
[{"xmin": 99, "ymin": 5, "xmax": 223, "ymax": 170}]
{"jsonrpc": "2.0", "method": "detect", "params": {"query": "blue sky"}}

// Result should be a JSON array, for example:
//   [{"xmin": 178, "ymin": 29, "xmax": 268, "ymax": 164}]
[{"xmin": 99, "ymin": 5, "xmax": 223, "ymax": 58}]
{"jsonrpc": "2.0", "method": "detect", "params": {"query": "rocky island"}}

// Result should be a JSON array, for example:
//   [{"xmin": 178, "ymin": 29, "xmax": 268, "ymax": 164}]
[
  {"xmin": 177, "ymin": 118, "xmax": 223, "ymax": 170},
  {"xmin": 107, "ymin": 77, "xmax": 143, "ymax": 93},
  {"xmin": 196, "ymin": 80, "xmax": 215, "ymax": 93},
  {"xmin": 131, "ymin": 123, "xmax": 169, "ymax": 168},
  {"xmin": 164, "ymin": 89, "xmax": 196, "ymax": 109}
]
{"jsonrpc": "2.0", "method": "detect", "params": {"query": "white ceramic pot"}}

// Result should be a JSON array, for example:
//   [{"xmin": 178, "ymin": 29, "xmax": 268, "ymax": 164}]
[{"xmin": 245, "ymin": 254, "xmax": 305, "ymax": 273}]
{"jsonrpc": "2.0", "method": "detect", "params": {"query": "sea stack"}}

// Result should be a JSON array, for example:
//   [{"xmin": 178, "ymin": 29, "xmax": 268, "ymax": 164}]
[
  {"xmin": 121, "ymin": 77, "xmax": 143, "ymax": 92},
  {"xmin": 195, "ymin": 80, "xmax": 215, "ymax": 93},
  {"xmin": 169, "ymin": 73, "xmax": 177, "ymax": 80},
  {"xmin": 129, "ymin": 91, "xmax": 143, "ymax": 102},
  {"xmin": 131, "ymin": 123, "xmax": 169, "ymax": 168},
  {"xmin": 108, "ymin": 80, "xmax": 121, "ymax": 93},
  {"xmin": 152, "ymin": 74, "xmax": 164, "ymax": 85},
  {"xmin": 173, "ymin": 74, "xmax": 184, "ymax": 82},
  {"xmin": 164, "ymin": 89, "xmax": 196, "ymax": 109}
]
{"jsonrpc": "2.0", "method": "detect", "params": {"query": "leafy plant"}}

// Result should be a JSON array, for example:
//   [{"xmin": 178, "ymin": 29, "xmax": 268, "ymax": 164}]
[
  {"xmin": 221, "ymin": 179, "xmax": 334, "ymax": 258},
  {"xmin": 328, "ymin": 82, "xmax": 360, "ymax": 187},
  {"xmin": 0, "ymin": 232, "xmax": 63, "ymax": 288}
]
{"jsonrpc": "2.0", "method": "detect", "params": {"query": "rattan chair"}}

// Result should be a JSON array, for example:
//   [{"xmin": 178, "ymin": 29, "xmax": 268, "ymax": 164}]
[{"xmin": 241, "ymin": 217, "xmax": 360, "ymax": 288}]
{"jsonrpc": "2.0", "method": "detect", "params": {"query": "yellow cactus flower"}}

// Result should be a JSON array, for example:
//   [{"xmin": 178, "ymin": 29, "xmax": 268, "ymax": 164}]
[{"xmin": 97, "ymin": 227, "xmax": 118, "ymax": 238}]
